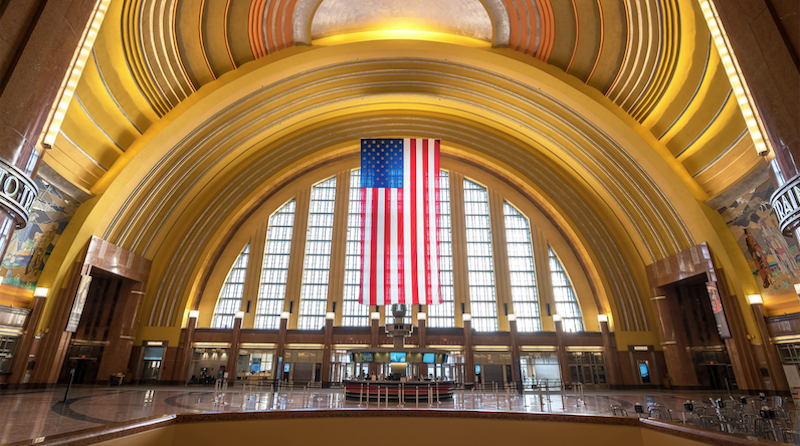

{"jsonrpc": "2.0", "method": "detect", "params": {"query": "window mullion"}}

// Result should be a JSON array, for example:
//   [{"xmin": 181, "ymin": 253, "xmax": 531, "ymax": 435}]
[
  {"xmin": 328, "ymin": 171, "xmax": 350, "ymax": 326},
  {"xmin": 533, "ymin": 228, "xmax": 555, "ymax": 331},
  {"xmin": 488, "ymin": 189, "xmax": 511, "ymax": 331},
  {"xmin": 286, "ymin": 188, "xmax": 311, "ymax": 329},
  {"xmin": 242, "ymin": 229, "xmax": 265, "ymax": 329},
  {"xmin": 448, "ymin": 172, "xmax": 469, "ymax": 326}
]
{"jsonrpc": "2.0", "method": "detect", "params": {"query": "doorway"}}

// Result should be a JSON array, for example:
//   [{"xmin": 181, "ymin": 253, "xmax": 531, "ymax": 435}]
[{"xmin": 673, "ymin": 275, "xmax": 736, "ymax": 389}]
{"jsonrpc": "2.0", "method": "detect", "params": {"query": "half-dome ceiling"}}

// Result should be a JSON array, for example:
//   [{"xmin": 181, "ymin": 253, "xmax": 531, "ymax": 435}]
[
  {"xmin": 310, "ymin": 0, "xmax": 494, "ymax": 42},
  {"xmin": 41, "ymin": 0, "xmax": 759, "ymax": 209}
]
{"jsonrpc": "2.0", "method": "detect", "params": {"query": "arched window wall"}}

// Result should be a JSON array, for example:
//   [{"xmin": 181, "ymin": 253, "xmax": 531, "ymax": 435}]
[{"xmin": 202, "ymin": 159, "xmax": 594, "ymax": 333}]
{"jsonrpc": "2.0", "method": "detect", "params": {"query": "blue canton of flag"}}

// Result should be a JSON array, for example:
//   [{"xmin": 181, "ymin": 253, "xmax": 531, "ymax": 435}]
[{"xmin": 361, "ymin": 139, "xmax": 404, "ymax": 188}]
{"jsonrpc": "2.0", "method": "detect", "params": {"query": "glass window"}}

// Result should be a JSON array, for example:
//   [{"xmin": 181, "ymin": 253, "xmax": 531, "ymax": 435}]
[
  {"xmin": 298, "ymin": 177, "xmax": 337, "ymax": 330},
  {"xmin": 504, "ymin": 202, "xmax": 540, "ymax": 332},
  {"xmin": 211, "ymin": 244, "xmax": 250, "ymax": 329},
  {"xmin": 342, "ymin": 169, "xmax": 370, "ymax": 327},
  {"xmin": 463, "ymin": 179, "xmax": 497, "ymax": 332},
  {"xmin": 549, "ymin": 245, "xmax": 583, "ymax": 332},
  {"xmin": 428, "ymin": 170, "xmax": 455, "ymax": 327},
  {"xmin": 255, "ymin": 199, "xmax": 296, "ymax": 329}
]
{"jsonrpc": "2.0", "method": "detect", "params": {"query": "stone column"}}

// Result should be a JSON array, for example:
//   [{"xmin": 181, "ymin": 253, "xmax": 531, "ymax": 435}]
[
  {"xmin": 751, "ymin": 301, "xmax": 789, "ymax": 392},
  {"xmin": 649, "ymin": 295, "xmax": 699, "ymax": 387},
  {"xmin": 0, "ymin": 1, "xmax": 100, "ymax": 259},
  {"xmin": 29, "ymin": 262, "xmax": 88, "ymax": 384},
  {"xmin": 321, "ymin": 314, "xmax": 334, "ymax": 385},
  {"xmin": 598, "ymin": 317, "xmax": 621, "ymax": 387},
  {"xmin": 176, "ymin": 313, "xmax": 198, "ymax": 383},
  {"xmin": 553, "ymin": 318, "xmax": 571, "ymax": 386},
  {"xmin": 369, "ymin": 312, "xmax": 380, "ymax": 376},
  {"xmin": 225, "ymin": 315, "xmax": 243, "ymax": 381},
  {"xmin": 8, "ymin": 293, "xmax": 46, "ymax": 384},
  {"xmin": 708, "ymin": 2, "xmax": 800, "ymax": 241},
  {"xmin": 508, "ymin": 316, "xmax": 523, "ymax": 393},
  {"xmin": 275, "ymin": 312, "xmax": 289, "ymax": 384},
  {"xmin": 463, "ymin": 315, "xmax": 475, "ymax": 385},
  {"xmin": 417, "ymin": 314, "xmax": 427, "ymax": 348}
]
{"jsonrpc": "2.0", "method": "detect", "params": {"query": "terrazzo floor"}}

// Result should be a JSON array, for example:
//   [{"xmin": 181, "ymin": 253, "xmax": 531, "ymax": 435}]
[{"xmin": 0, "ymin": 384, "xmax": 770, "ymax": 444}]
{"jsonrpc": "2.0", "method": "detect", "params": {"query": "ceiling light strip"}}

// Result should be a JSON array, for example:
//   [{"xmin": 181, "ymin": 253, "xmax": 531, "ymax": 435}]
[
  {"xmin": 41, "ymin": 0, "xmax": 112, "ymax": 148},
  {"xmin": 698, "ymin": 0, "xmax": 771, "ymax": 156}
]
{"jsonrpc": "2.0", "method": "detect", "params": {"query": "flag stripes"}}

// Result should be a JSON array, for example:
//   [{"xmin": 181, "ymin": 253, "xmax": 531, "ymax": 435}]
[{"xmin": 359, "ymin": 138, "xmax": 442, "ymax": 306}]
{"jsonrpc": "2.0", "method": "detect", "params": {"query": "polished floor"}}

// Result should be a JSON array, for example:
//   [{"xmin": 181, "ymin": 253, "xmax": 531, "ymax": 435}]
[{"xmin": 0, "ymin": 384, "xmax": 774, "ymax": 444}]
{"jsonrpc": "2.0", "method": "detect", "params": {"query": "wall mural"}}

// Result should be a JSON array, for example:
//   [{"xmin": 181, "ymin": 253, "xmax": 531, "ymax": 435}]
[
  {"xmin": 0, "ymin": 178, "xmax": 79, "ymax": 291},
  {"xmin": 718, "ymin": 180, "xmax": 800, "ymax": 296}
]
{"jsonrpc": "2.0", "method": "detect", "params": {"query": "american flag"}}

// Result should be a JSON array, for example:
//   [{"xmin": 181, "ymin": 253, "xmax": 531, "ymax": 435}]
[{"xmin": 359, "ymin": 138, "xmax": 442, "ymax": 306}]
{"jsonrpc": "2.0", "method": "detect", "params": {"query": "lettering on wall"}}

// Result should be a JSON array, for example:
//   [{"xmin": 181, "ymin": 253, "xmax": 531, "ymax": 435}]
[
  {"xmin": 0, "ymin": 160, "xmax": 37, "ymax": 228},
  {"xmin": 771, "ymin": 175, "xmax": 800, "ymax": 237}
]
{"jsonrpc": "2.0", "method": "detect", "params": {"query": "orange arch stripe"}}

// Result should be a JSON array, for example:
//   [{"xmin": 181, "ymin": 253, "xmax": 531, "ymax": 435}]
[
  {"xmin": 565, "ymin": 0, "xmax": 579, "ymax": 74},
  {"xmin": 248, "ymin": 0, "xmax": 296, "ymax": 58},
  {"xmin": 535, "ymin": 0, "xmax": 555, "ymax": 62},
  {"xmin": 585, "ymin": 0, "xmax": 605, "ymax": 84}
]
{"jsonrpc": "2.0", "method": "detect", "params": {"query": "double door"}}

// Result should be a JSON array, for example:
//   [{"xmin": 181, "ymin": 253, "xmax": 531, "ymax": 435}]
[{"xmin": 568, "ymin": 364, "xmax": 607, "ymax": 386}]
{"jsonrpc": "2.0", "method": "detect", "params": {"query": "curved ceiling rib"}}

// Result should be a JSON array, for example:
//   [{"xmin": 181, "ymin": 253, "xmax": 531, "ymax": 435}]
[{"xmin": 42, "ymin": 0, "xmax": 761, "ymax": 265}]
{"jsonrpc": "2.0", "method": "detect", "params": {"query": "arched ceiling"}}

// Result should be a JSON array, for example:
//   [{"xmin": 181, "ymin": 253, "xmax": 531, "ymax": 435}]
[
  {"xmin": 309, "ymin": 0, "xmax": 494, "ymax": 42},
  {"xmin": 33, "ymin": 1, "xmax": 764, "ymax": 335},
  {"xmin": 37, "ymin": 40, "xmax": 743, "ymax": 335},
  {"xmin": 42, "ymin": 0, "xmax": 760, "ymax": 205}
]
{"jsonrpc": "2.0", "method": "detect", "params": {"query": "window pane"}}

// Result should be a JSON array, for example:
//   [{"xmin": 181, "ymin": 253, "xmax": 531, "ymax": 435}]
[
  {"xmin": 549, "ymin": 245, "xmax": 583, "ymax": 332},
  {"xmin": 298, "ymin": 177, "xmax": 337, "ymax": 330},
  {"xmin": 211, "ymin": 243, "xmax": 250, "ymax": 329},
  {"xmin": 255, "ymin": 199, "xmax": 296, "ymax": 329},
  {"xmin": 504, "ymin": 202, "xmax": 541, "ymax": 332},
  {"xmin": 464, "ymin": 179, "xmax": 497, "ymax": 332},
  {"xmin": 342, "ymin": 170, "xmax": 371, "ymax": 326},
  {"xmin": 428, "ymin": 170, "xmax": 455, "ymax": 327}
]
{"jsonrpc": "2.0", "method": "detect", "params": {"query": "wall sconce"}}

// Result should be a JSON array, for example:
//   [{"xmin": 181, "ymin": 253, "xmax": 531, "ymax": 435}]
[
  {"xmin": 417, "ymin": 312, "xmax": 426, "ymax": 320},
  {"xmin": 552, "ymin": 314, "xmax": 562, "ymax": 322},
  {"xmin": 462, "ymin": 313, "xmax": 472, "ymax": 322},
  {"xmin": 747, "ymin": 294, "xmax": 763, "ymax": 305},
  {"xmin": 34, "ymin": 287, "xmax": 49, "ymax": 298},
  {"xmin": 371, "ymin": 312, "xmax": 381, "ymax": 320},
  {"xmin": 280, "ymin": 311, "xmax": 290, "ymax": 320},
  {"xmin": 188, "ymin": 310, "xmax": 200, "ymax": 319},
  {"xmin": 326, "ymin": 312, "xmax": 335, "ymax": 320},
  {"xmin": 795, "ymin": 284, "xmax": 800, "ymax": 296},
  {"xmin": 597, "ymin": 314, "xmax": 609, "ymax": 323},
  {"xmin": 234, "ymin": 311, "xmax": 245, "ymax": 319},
  {"xmin": 507, "ymin": 314, "xmax": 517, "ymax": 322}
]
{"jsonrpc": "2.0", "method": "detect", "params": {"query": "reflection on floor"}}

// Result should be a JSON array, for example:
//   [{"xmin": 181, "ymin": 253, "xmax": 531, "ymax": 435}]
[{"xmin": 0, "ymin": 385, "xmax": 779, "ymax": 444}]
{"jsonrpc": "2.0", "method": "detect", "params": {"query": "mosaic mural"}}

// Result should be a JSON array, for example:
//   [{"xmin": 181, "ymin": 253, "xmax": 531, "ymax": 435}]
[
  {"xmin": 0, "ymin": 178, "xmax": 79, "ymax": 290},
  {"xmin": 718, "ymin": 180, "xmax": 800, "ymax": 296}
]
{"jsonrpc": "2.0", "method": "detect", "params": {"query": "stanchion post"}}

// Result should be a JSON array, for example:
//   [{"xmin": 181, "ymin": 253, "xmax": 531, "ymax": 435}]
[{"xmin": 472, "ymin": 387, "xmax": 476, "ymax": 410}]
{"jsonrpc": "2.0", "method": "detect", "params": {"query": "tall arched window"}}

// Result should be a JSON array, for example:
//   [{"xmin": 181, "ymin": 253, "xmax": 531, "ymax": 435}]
[
  {"xmin": 211, "ymin": 244, "xmax": 250, "ymax": 329},
  {"xmin": 464, "ymin": 179, "xmax": 497, "ymax": 332},
  {"xmin": 428, "ymin": 170, "xmax": 455, "ymax": 327},
  {"xmin": 298, "ymin": 177, "xmax": 337, "ymax": 330},
  {"xmin": 503, "ymin": 202, "xmax": 540, "ymax": 332},
  {"xmin": 255, "ymin": 199, "xmax": 296, "ymax": 329},
  {"xmin": 342, "ymin": 170, "xmax": 370, "ymax": 327},
  {"xmin": 549, "ymin": 245, "xmax": 583, "ymax": 332}
]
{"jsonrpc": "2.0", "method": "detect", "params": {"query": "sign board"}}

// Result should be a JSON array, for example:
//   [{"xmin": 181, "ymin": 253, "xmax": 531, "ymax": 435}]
[
  {"xmin": 706, "ymin": 282, "xmax": 731, "ymax": 339},
  {"xmin": 0, "ymin": 159, "xmax": 37, "ymax": 228},
  {"xmin": 66, "ymin": 275, "xmax": 93, "ymax": 332},
  {"xmin": 771, "ymin": 174, "xmax": 800, "ymax": 236}
]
